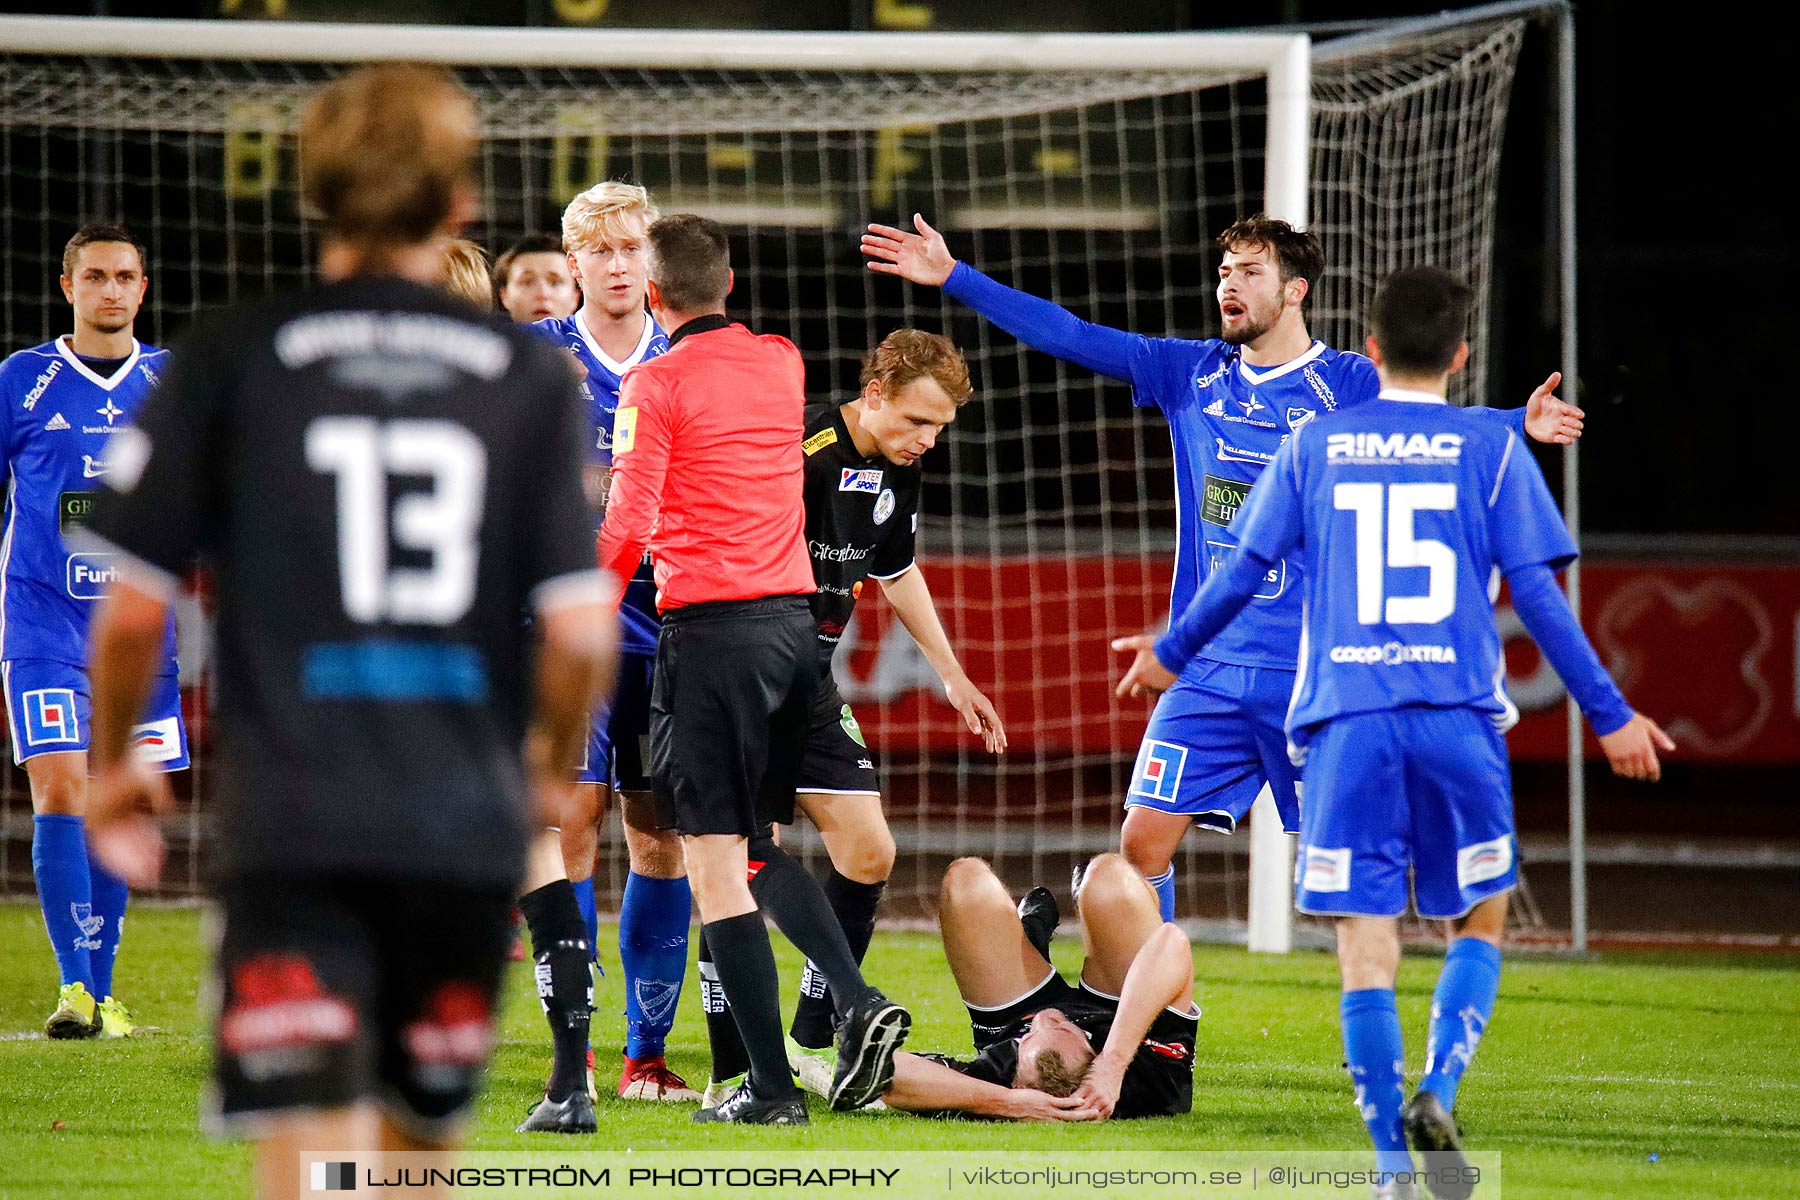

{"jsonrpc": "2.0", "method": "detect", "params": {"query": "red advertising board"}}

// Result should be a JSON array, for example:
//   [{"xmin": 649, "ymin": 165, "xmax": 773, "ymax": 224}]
[{"xmin": 836, "ymin": 557, "xmax": 1800, "ymax": 764}]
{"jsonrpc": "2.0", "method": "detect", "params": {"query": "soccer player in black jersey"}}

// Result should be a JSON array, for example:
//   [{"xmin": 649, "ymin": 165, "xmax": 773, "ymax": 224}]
[
  {"xmin": 807, "ymin": 854, "xmax": 1196, "ymax": 1121},
  {"xmin": 80, "ymin": 65, "xmax": 613, "ymax": 1200},
  {"xmin": 698, "ymin": 329, "xmax": 1009, "ymax": 1098}
]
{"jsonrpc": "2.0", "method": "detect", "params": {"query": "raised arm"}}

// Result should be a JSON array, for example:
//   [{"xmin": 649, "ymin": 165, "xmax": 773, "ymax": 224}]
[
  {"xmin": 877, "ymin": 565, "xmax": 1005, "ymax": 753},
  {"xmin": 862, "ymin": 214, "xmax": 1140, "ymax": 382}
]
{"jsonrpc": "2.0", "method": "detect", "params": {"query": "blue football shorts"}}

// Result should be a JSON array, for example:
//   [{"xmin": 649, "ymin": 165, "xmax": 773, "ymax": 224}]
[
  {"xmin": 3, "ymin": 657, "xmax": 189, "ymax": 770},
  {"xmin": 577, "ymin": 650, "xmax": 653, "ymax": 792},
  {"xmin": 1124, "ymin": 658, "xmax": 1300, "ymax": 834},
  {"xmin": 1294, "ymin": 705, "xmax": 1517, "ymax": 920}
]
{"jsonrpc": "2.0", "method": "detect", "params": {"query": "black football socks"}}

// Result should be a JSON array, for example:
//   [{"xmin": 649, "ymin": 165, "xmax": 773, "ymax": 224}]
[
  {"xmin": 519, "ymin": 880, "xmax": 593, "ymax": 1103},
  {"xmin": 790, "ymin": 869, "xmax": 886, "ymax": 1050},
  {"xmin": 700, "ymin": 912, "xmax": 799, "ymax": 1100}
]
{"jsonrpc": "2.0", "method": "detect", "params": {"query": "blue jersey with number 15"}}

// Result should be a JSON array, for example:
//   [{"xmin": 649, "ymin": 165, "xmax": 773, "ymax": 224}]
[{"xmin": 1227, "ymin": 393, "xmax": 1576, "ymax": 746}]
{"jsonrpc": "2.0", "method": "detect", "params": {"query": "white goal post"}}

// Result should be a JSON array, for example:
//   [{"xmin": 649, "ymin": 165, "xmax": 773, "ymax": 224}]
[{"xmin": 0, "ymin": 6, "xmax": 1574, "ymax": 953}]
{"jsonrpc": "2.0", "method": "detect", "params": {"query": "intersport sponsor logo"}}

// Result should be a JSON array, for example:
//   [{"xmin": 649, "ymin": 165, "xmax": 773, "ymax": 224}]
[{"xmin": 1331, "ymin": 642, "xmax": 1459, "ymax": 665}]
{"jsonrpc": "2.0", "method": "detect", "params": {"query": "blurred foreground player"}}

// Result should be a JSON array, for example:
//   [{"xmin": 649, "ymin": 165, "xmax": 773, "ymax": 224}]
[
  {"xmin": 81, "ymin": 64, "xmax": 613, "ymax": 1200},
  {"xmin": 526, "ymin": 182, "xmax": 697, "ymax": 1105},
  {"xmin": 1116, "ymin": 268, "xmax": 1672, "ymax": 1199},
  {"xmin": 1, "ymin": 223, "xmax": 188, "ymax": 1040},
  {"xmin": 865, "ymin": 214, "xmax": 1583, "ymax": 922},
  {"xmin": 600, "ymin": 214, "xmax": 910, "ymax": 1124}
]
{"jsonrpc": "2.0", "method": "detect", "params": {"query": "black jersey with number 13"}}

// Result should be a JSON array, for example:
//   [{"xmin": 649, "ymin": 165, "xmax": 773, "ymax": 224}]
[
  {"xmin": 86, "ymin": 278, "xmax": 596, "ymax": 891},
  {"xmin": 801, "ymin": 400, "xmax": 919, "ymax": 672}
]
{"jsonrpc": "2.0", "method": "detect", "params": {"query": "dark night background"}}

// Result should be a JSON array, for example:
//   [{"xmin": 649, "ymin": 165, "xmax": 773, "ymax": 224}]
[{"xmin": 1, "ymin": 0, "xmax": 1789, "ymax": 543}]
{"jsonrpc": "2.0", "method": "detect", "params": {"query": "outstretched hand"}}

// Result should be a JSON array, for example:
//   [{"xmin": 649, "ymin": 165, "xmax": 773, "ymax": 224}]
[
  {"xmin": 1112, "ymin": 634, "xmax": 1177, "ymax": 701},
  {"xmin": 86, "ymin": 760, "xmax": 173, "ymax": 888},
  {"xmin": 1523, "ymin": 372, "xmax": 1585, "ymax": 445},
  {"xmin": 1599, "ymin": 712, "xmax": 1676, "ymax": 782},
  {"xmin": 862, "ymin": 214, "xmax": 957, "ymax": 287},
  {"xmin": 945, "ymin": 674, "xmax": 1008, "ymax": 754}
]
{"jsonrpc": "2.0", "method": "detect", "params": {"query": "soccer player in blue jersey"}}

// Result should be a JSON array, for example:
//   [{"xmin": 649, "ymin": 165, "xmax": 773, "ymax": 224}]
[
  {"xmin": 1116, "ymin": 268, "xmax": 1673, "ymax": 1199},
  {"xmin": 864, "ymin": 214, "xmax": 1584, "ymax": 922},
  {"xmin": 522, "ymin": 181, "xmax": 699, "ymax": 1106},
  {"xmin": 0, "ymin": 224, "xmax": 187, "ymax": 1039}
]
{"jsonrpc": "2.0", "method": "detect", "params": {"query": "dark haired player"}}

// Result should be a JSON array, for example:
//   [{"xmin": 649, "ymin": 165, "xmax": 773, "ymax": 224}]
[
  {"xmin": 1117, "ymin": 267, "xmax": 1672, "ymax": 1198},
  {"xmin": 0, "ymin": 223, "xmax": 187, "ymax": 1040},
  {"xmin": 865, "ymin": 214, "xmax": 1585, "ymax": 922},
  {"xmin": 601, "ymin": 214, "xmax": 911, "ymax": 1125},
  {"xmin": 78, "ymin": 64, "xmax": 614, "ymax": 1200},
  {"xmin": 696, "ymin": 329, "xmax": 1007, "ymax": 1104},
  {"xmin": 495, "ymin": 234, "xmax": 580, "ymax": 324}
]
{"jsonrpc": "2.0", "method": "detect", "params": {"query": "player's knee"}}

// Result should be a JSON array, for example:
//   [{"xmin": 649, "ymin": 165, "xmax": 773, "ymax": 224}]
[
  {"xmin": 629, "ymin": 830, "xmax": 686, "ymax": 879},
  {"xmin": 940, "ymin": 856, "xmax": 999, "ymax": 906},
  {"xmin": 26, "ymin": 758, "xmax": 85, "ymax": 815},
  {"xmin": 1118, "ymin": 825, "xmax": 1172, "ymax": 876},
  {"xmin": 836, "ymin": 827, "xmax": 896, "ymax": 884}
]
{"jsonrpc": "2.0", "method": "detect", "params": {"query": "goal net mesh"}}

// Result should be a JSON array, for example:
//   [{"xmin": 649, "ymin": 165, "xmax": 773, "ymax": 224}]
[{"xmin": 0, "ymin": 17, "xmax": 1527, "ymax": 928}]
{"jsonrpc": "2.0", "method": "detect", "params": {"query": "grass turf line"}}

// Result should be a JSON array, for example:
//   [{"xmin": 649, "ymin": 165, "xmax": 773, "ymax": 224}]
[{"xmin": 0, "ymin": 903, "xmax": 1796, "ymax": 1198}]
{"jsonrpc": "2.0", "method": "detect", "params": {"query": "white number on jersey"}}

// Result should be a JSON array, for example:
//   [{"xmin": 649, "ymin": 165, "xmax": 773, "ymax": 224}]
[
  {"xmin": 305, "ymin": 416, "xmax": 486, "ymax": 625},
  {"xmin": 1333, "ymin": 481, "xmax": 1457, "ymax": 625}
]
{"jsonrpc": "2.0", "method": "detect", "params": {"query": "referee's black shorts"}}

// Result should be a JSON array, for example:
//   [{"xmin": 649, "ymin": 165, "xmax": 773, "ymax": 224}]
[{"xmin": 650, "ymin": 595, "xmax": 817, "ymax": 836}]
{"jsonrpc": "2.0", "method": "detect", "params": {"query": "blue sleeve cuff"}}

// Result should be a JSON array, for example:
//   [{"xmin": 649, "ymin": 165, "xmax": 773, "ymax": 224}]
[{"xmin": 1155, "ymin": 548, "xmax": 1273, "ymax": 672}]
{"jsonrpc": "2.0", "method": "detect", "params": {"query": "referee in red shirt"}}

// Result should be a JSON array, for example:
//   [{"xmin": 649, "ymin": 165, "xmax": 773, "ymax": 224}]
[{"xmin": 600, "ymin": 215, "xmax": 910, "ymax": 1125}]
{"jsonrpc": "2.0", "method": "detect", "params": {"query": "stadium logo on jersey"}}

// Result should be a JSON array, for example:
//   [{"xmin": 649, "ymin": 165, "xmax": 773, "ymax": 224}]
[
  {"xmin": 873, "ymin": 488, "xmax": 896, "ymax": 525},
  {"xmin": 613, "ymin": 405, "xmax": 638, "ymax": 455},
  {"xmin": 1130, "ymin": 740, "xmax": 1188, "ymax": 804},
  {"xmin": 839, "ymin": 467, "xmax": 883, "ymax": 494},
  {"xmin": 1302, "ymin": 365, "xmax": 1339, "ymax": 410},
  {"xmin": 23, "ymin": 361, "xmax": 61, "ymax": 410},
  {"xmin": 66, "ymin": 553, "xmax": 119, "ymax": 600},
  {"xmin": 1286, "ymin": 407, "xmax": 1316, "ymax": 432},
  {"xmin": 132, "ymin": 717, "xmax": 183, "ymax": 765},
  {"xmin": 1331, "ymin": 643, "xmax": 1459, "ymax": 666},
  {"xmin": 1301, "ymin": 846, "xmax": 1352, "ymax": 893},
  {"xmin": 1326, "ymin": 432, "xmax": 1463, "ymax": 463},
  {"xmin": 1456, "ymin": 835, "xmax": 1514, "ymax": 889},
  {"xmin": 1194, "ymin": 361, "xmax": 1230, "ymax": 392},
  {"xmin": 22, "ymin": 688, "xmax": 80, "ymax": 746},
  {"xmin": 95, "ymin": 397, "xmax": 125, "ymax": 426},
  {"xmin": 1214, "ymin": 438, "xmax": 1275, "ymax": 466},
  {"xmin": 44, "ymin": 412, "xmax": 70, "ymax": 432}
]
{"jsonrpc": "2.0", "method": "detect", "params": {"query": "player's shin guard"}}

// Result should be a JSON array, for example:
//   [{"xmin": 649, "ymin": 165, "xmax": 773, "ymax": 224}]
[
  {"xmin": 1145, "ymin": 866, "xmax": 1176, "ymax": 924},
  {"xmin": 697, "ymin": 931, "xmax": 752, "ymax": 1084},
  {"xmin": 1341, "ymin": 989, "xmax": 1414, "ymax": 1175},
  {"xmin": 701, "ymin": 913, "xmax": 799, "ymax": 1099},
  {"xmin": 746, "ymin": 836, "xmax": 867, "ymax": 1022},
  {"xmin": 619, "ymin": 871, "xmax": 692, "ymax": 1059},
  {"xmin": 87, "ymin": 855, "xmax": 129, "ymax": 1001},
  {"xmin": 1419, "ymin": 938, "xmax": 1501, "ymax": 1110},
  {"xmin": 570, "ymin": 876, "xmax": 600, "ymax": 965},
  {"xmin": 790, "ymin": 870, "xmax": 886, "ymax": 1050},
  {"xmin": 519, "ymin": 880, "xmax": 593, "ymax": 1103},
  {"xmin": 32, "ymin": 814, "xmax": 94, "ymax": 992}
]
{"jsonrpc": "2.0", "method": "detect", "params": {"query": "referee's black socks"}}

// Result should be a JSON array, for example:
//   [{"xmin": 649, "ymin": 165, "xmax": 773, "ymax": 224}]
[
  {"xmin": 790, "ymin": 869, "xmax": 886, "ymax": 1050},
  {"xmin": 519, "ymin": 880, "xmax": 593, "ymax": 1103},
  {"xmin": 701, "ymin": 912, "xmax": 800, "ymax": 1099},
  {"xmin": 746, "ymin": 837, "xmax": 869, "ymax": 1022}
]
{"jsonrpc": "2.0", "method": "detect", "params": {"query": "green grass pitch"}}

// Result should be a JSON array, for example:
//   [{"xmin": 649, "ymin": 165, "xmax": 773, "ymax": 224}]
[{"xmin": 0, "ymin": 903, "xmax": 1795, "ymax": 1198}]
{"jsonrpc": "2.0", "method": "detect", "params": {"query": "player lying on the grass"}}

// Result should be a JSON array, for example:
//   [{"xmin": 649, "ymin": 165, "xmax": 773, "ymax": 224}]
[
  {"xmin": 82, "ymin": 62, "xmax": 614, "ymax": 1200},
  {"xmin": 789, "ymin": 853, "xmax": 1195, "ymax": 1121},
  {"xmin": 1115, "ymin": 267, "xmax": 1672, "ymax": 1199},
  {"xmin": 495, "ymin": 233, "xmax": 579, "ymax": 324},
  {"xmin": 524, "ymin": 181, "xmax": 699, "ymax": 1113},
  {"xmin": 0, "ymin": 222, "xmax": 189, "ymax": 1041},
  {"xmin": 863, "ymin": 214, "xmax": 1583, "ymax": 926},
  {"xmin": 697, "ymin": 329, "xmax": 1007, "ymax": 1102},
  {"xmin": 601, "ymin": 214, "xmax": 912, "ymax": 1125}
]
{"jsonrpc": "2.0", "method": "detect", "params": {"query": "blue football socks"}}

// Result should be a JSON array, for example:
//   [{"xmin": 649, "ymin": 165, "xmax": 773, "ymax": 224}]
[
  {"xmin": 87, "ymin": 854, "xmax": 130, "ymax": 1001},
  {"xmin": 1341, "ymin": 988, "xmax": 1413, "ymax": 1175},
  {"xmin": 1419, "ymin": 937, "xmax": 1502, "ymax": 1111},
  {"xmin": 570, "ymin": 876, "xmax": 599, "ymax": 966},
  {"xmin": 619, "ymin": 872, "xmax": 692, "ymax": 1059},
  {"xmin": 1146, "ymin": 865, "xmax": 1176, "ymax": 923},
  {"xmin": 32, "ymin": 814, "xmax": 94, "ymax": 992}
]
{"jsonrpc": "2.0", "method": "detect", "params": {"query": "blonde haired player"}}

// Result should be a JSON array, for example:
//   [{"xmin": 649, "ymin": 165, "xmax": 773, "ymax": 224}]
[
  {"xmin": 521, "ymin": 180, "xmax": 700, "ymax": 1105},
  {"xmin": 438, "ymin": 237, "xmax": 493, "ymax": 308}
]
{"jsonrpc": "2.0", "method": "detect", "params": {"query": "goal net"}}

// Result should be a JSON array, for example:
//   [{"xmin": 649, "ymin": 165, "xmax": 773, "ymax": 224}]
[{"xmin": 0, "ymin": 14, "xmax": 1533, "ymax": 935}]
